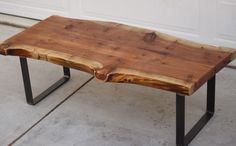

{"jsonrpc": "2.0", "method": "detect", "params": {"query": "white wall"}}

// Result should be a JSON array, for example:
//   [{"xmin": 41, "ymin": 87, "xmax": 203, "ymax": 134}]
[{"xmin": 0, "ymin": 0, "xmax": 236, "ymax": 48}]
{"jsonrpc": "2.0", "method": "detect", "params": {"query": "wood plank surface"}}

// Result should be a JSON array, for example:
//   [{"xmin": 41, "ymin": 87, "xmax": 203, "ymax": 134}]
[{"xmin": 0, "ymin": 15, "xmax": 235, "ymax": 95}]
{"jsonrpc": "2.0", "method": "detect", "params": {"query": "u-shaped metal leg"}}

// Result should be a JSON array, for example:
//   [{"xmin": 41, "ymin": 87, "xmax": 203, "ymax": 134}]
[
  {"xmin": 19, "ymin": 57, "xmax": 70, "ymax": 105},
  {"xmin": 176, "ymin": 75, "xmax": 215, "ymax": 146}
]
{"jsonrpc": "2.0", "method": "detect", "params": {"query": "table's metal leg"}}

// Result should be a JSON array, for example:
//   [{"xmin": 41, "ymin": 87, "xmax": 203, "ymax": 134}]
[
  {"xmin": 176, "ymin": 75, "xmax": 215, "ymax": 146},
  {"xmin": 19, "ymin": 57, "xmax": 70, "ymax": 105},
  {"xmin": 176, "ymin": 94, "xmax": 185, "ymax": 146}
]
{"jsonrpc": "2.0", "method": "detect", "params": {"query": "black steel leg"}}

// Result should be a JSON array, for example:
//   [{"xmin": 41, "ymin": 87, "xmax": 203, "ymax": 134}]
[
  {"xmin": 176, "ymin": 75, "xmax": 215, "ymax": 146},
  {"xmin": 176, "ymin": 94, "xmax": 185, "ymax": 146},
  {"xmin": 19, "ymin": 57, "xmax": 70, "ymax": 105}
]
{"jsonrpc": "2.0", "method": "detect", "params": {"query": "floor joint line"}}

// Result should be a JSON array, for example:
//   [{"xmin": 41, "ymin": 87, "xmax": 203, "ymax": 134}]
[{"xmin": 8, "ymin": 76, "xmax": 94, "ymax": 146}]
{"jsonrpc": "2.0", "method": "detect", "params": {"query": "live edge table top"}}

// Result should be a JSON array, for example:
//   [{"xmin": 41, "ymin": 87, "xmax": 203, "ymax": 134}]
[{"xmin": 0, "ymin": 16, "xmax": 235, "ymax": 95}]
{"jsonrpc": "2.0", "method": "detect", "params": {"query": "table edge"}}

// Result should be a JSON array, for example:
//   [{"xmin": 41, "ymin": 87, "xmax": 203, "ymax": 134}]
[{"xmin": 0, "ymin": 44, "xmax": 194, "ymax": 95}]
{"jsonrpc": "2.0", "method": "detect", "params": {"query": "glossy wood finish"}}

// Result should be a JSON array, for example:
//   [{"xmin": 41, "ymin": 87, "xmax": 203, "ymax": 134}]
[{"xmin": 0, "ymin": 16, "xmax": 235, "ymax": 95}]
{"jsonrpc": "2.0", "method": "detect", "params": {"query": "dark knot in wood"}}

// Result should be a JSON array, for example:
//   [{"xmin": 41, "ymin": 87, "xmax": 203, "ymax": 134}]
[
  {"xmin": 143, "ymin": 32, "xmax": 157, "ymax": 43},
  {"xmin": 64, "ymin": 24, "xmax": 74, "ymax": 30}
]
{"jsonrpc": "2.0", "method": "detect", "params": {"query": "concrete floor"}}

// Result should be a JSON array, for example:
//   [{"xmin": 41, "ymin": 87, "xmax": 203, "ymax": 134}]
[{"xmin": 0, "ymin": 21, "xmax": 236, "ymax": 146}]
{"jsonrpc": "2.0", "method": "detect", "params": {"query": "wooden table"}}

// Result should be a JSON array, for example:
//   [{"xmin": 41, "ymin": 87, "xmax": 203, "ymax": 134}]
[{"xmin": 0, "ymin": 15, "xmax": 235, "ymax": 146}]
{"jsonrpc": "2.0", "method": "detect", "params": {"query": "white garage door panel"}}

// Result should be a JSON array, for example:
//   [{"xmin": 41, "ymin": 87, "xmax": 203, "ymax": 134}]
[
  {"xmin": 154, "ymin": 0, "xmax": 199, "ymax": 33},
  {"xmin": 0, "ymin": 0, "xmax": 67, "ymax": 11},
  {"xmin": 0, "ymin": 0, "xmax": 235, "ymax": 48},
  {"xmin": 217, "ymin": 0, "xmax": 236, "ymax": 42},
  {"xmin": 83, "ymin": 0, "xmax": 158, "ymax": 23},
  {"xmin": 83, "ymin": 0, "xmax": 199, "ymax": 33},
  {"xmin": 0, "ymin": 0, "xmax": 69, "ymax": 19}
]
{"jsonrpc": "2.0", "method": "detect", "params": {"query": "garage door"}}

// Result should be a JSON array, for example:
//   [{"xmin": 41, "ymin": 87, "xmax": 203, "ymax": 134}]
[{"xmin": 0, "ymin": 0, "xmax": 235, "ymax": 48}]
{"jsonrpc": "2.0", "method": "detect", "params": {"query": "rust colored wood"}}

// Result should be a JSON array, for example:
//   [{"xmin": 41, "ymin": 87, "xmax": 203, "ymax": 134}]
[{"xmin": 0, "ymin": 15, "xmax": 235, "ymax": 95}]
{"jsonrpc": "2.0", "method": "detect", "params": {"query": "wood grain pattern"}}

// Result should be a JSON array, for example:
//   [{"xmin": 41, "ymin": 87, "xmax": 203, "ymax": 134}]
[{"xmin": 0, "ymin": 15, "xmax": 235, "ymax": 95}]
